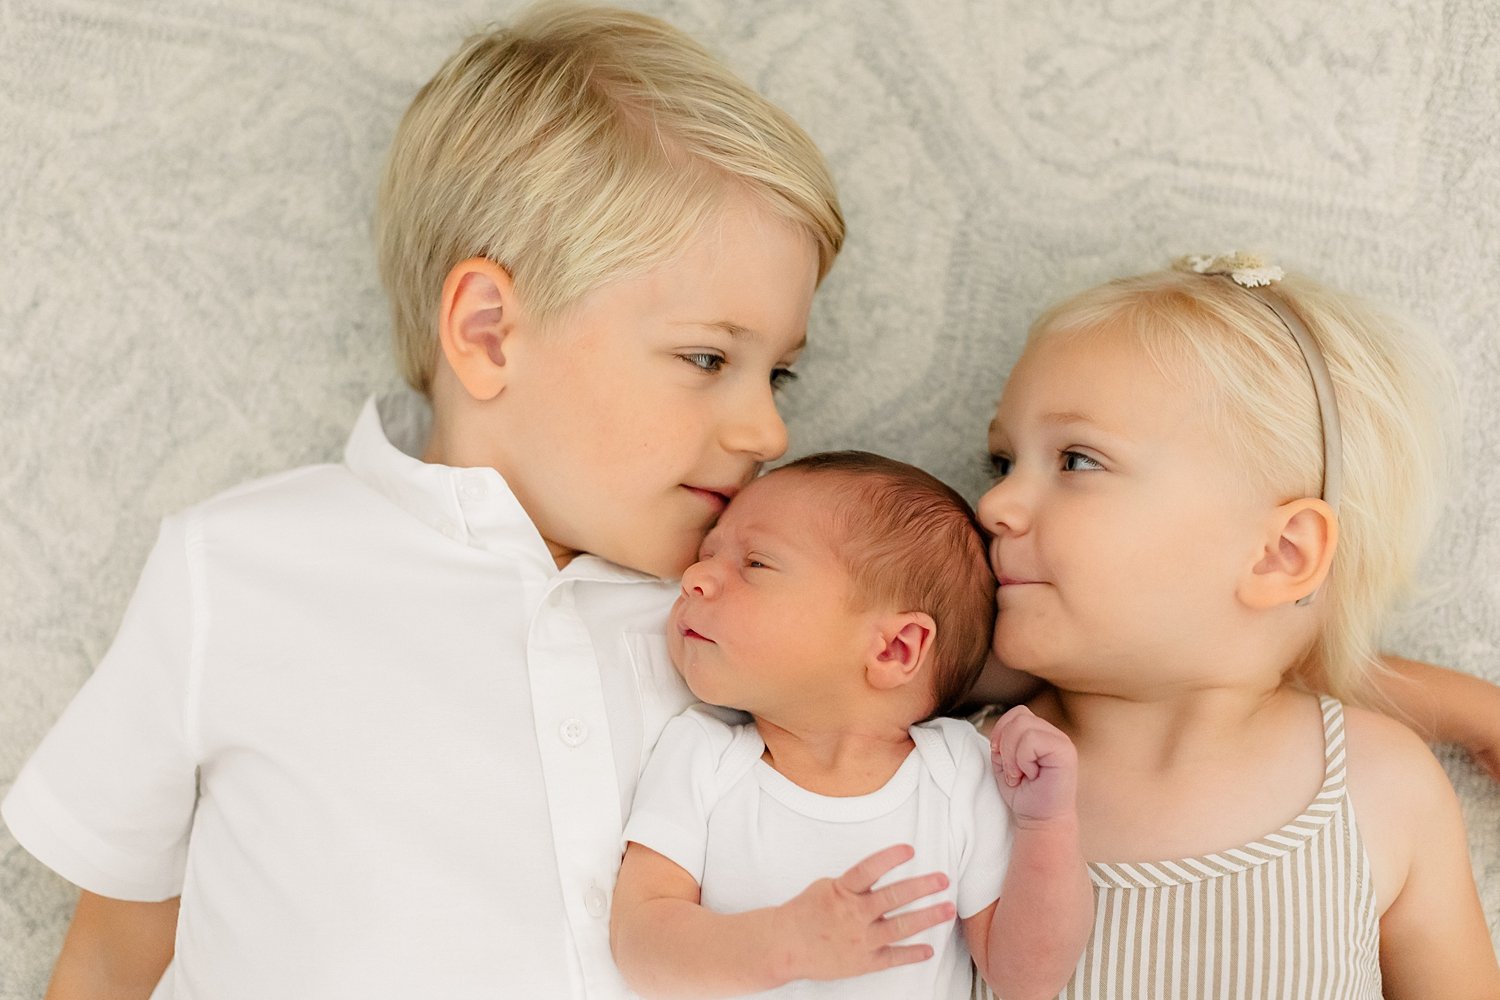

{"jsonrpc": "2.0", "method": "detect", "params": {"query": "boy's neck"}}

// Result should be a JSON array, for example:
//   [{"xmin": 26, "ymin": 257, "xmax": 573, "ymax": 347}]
[{"xmin": 752, "ymin": 714, "xmax": 917, "ymax": 797}]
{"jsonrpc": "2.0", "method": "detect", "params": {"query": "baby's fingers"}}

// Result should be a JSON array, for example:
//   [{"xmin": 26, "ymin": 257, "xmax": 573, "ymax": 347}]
[
  {"xmin": 990, "ymin": 704, "xmax": 1038, "ymax": 784},
  {"xmin": 871, "ymin": 942, "xmax": 938, "ymax": 971},
  {"xmin": 868, "ymin": 870, "xmax": 950, "ymax": 919},
  {"xmin": 873, "ymin": 900, "xmax": 958, "ymax": 948},
  {"xmin": 992, "ymin": 704, "xmax": 1073, "ymax": 784},
  {"xmin": 835, "ymin": 843, "xmax": 917, "ymax": 894}
]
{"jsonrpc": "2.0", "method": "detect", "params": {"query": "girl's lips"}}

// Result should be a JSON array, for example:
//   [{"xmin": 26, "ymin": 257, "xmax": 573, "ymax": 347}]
[{"xmin": 680, "ymin": 626, "xmax": 713, "ymax": 643}]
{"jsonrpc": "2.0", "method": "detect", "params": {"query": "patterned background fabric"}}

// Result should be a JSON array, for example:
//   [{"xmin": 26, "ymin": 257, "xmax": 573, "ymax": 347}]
[{"xmin": 2, "ymin": 0, "xmax": 1496, "ymax": 989}]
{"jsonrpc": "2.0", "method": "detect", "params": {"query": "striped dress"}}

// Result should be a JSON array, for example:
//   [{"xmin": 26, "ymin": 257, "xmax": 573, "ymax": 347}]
[
  {"xmin": 968, "ymin": 696, "xmax": 1380, "ymax": 999},
  {"xmin": 1061, "ymin": 695, "xmax": 1381, "ymax": 998}
]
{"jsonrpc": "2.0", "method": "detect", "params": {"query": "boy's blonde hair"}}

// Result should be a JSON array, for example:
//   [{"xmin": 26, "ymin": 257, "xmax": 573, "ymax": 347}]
[
  {"xmin": 377, "ymin": 3, "xmax": 845, "ymax": 395},
  {"xmin": 1027, "ymin": 266, "xmax": 1452, "ymax": 705},
  {"xmin": 776, "ymin": 452, "xmax": 997, "ymax": 719}
]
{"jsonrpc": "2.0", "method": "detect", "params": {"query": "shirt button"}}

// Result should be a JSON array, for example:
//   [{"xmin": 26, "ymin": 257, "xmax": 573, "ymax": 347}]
[
  {"xmin": 559, "ymin": 718, "xmax": 588, "ymax": 747},
  {"xmin": 584, "ymin": 884, "xmax": 608, "ymax": 919},
  {"xmin": 458, "ymin": 476, "xmax": 487, "ymax": 501}
]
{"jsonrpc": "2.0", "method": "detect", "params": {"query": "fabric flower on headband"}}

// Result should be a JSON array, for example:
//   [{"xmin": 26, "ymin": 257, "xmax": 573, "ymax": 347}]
[{"xmin": 1174, "ymin": 251, "xmax": 1285, "ymax": 288}]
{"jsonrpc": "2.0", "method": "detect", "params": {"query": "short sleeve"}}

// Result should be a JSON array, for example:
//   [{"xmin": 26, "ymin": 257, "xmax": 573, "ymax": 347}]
[
  {"xmin": 621, "ymin": 707, "xmax": 734, "ymax": 883},
  {"xmin": 1, "ymin": 514, "xmax": 202, "ymax": 901},
  {"xmin": 947, "ymin": 722, "xmax": 1013, "ymax": 919}
]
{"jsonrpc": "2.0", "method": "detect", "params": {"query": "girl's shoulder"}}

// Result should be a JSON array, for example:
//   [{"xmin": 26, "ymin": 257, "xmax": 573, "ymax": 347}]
[
  {"xmin": 1340, "ymin": 701, "xmax": 1458, "ymax": 913},
  {"xmin": 1341, "ymin": 701, "xmax": 1450, "ymax": 796},
  {"xmin": 1340, "ymin": 700, "xmax": 1500, "ymax": 989}
]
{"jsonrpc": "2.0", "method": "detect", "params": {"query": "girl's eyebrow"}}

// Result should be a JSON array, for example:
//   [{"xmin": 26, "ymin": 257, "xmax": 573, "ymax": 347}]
[{"xmin": 1039, "ymin": 410, "xmax": 1098, "ymax": 427}]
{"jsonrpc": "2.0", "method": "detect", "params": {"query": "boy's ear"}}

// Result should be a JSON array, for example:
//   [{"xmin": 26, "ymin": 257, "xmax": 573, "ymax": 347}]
[
  {"xmin": 866, "ymin": 612, "xmax": 936, "ymax": 691},
  {"xmin": 437, "ymin": 257, "xmax": 522, "ymax": 402},
  {"xmin": 1238, "ymin": 498, "xmax": 1339, "ymax": 609}
]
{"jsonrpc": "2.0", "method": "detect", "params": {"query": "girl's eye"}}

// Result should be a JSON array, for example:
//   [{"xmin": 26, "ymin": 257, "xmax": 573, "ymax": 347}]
[
  {"xmin": 1061, "ymin": 451, "xmax": 1103, "ymax": 472},
  {"xmin": 770, "ymin": 368, "xmax": 798, "ymax": 391},
  {"xmin": 744, "ymin": 556, "xmax": 770, "ymax": 570},
  {"xmin": 987, "ymin": 453, "xmax": 1012, "ymax": 478},
  {"xmin": 680, "ymin": 352, "xmax": 725, "ymax": 373}
]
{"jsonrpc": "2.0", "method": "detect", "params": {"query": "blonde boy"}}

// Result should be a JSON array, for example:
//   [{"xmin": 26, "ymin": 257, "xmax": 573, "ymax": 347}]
[
  {"xmin": 612, "ymin": 453, "xmax": 1093, "ymax": 999},
  {"xmin": 1, "ymin": 6, "xmax": 842, "ymax": 998}
]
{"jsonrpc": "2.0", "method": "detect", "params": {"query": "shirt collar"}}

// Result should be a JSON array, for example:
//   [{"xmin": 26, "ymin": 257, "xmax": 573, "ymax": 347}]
[{"xmin": 343, "ymin": 392, "xmax": 662, "ymax": 586}]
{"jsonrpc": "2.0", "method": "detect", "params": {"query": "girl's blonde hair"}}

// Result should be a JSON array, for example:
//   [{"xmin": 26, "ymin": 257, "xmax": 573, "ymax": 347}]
[
  {"xmin": 1028, "ymin": 265, "xmax": 1452, "ymax": 705},
  {"xmin": 376, "ymin": 3, "xmax": 844, "ymax": 395}
]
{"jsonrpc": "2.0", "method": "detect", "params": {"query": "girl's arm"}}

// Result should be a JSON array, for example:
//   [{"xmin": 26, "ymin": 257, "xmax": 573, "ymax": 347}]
[
  {"xmin": 962, "ymin": 707, "xmax": 1093, "ymax": 999},
  {"xmin": 609, "ymin": 842, "xmax": 954, "ymax": 999},
  {"xmin": 1375, "ymin": 655, "xmax": 1500, "ymax": 781},
  {"xmin": 1344, "ymin": 707, "xmax": 1500, "ymax": 997}
]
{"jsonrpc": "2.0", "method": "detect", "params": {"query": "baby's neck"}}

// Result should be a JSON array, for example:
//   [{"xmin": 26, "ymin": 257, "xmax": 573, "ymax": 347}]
[{"xmin": 752, "ymin": 714, "xmax": 916, "ymax": 797}]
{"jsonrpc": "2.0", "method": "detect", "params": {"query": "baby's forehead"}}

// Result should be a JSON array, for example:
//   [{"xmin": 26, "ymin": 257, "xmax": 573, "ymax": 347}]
[{"xmin": 715, "ymin": 469, "xmax": 848, "ymax": 544}]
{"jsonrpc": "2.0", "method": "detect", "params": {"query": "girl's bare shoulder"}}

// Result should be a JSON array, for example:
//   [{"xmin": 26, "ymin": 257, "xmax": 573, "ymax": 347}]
[{"xmin": 1341, "ymin": 701, "xmax": 1459, "ymax": 913}]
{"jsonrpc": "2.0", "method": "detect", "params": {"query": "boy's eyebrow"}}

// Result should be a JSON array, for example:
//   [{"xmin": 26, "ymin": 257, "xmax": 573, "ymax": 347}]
[{"xmin": 681, "ymin": 320, "xmax": 807, "ymax": 351}]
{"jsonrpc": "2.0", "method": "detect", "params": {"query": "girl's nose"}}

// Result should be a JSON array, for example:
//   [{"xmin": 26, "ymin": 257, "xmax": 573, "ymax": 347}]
[{"xmin": 977, "ymin": 477, "xmax": 1030, "ymax": 536}]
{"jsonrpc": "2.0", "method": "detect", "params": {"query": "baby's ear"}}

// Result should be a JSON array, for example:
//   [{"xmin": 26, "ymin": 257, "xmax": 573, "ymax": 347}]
[
  {"xmin": 866, "ymin": 612, "xmax": 936, "ymax": 691},
  {"xmin": 436, "ymin": 257, "xmax": 523, "ymax": 402},
  {"xmin": 1238, "ymin": 498, "xmax": 1339, "ymax": 609}
]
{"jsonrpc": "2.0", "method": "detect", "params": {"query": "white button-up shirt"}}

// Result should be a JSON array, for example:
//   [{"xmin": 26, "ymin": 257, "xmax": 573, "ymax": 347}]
[{"xmin": 2, "ymin": 394, "xmax": 694, "ymax": 998}]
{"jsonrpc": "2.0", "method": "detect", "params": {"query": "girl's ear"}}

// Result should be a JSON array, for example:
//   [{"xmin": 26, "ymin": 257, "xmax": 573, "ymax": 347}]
[
  {"xmin": 1238, "ymin": 498, "xmax": 1339, "ymax": 608},
  {"xmin": 436, "ymin": 257, "xmax": 523, "ymax": 402},
  {"xmin": 866, "ymin": 613, "xmax": 936, "ymax": 691}
]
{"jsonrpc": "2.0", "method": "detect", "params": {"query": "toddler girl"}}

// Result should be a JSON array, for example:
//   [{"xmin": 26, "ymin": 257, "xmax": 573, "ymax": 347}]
[{"xmin": 979, "ymin": 253, "xmax": 1500, "ymax": 997}]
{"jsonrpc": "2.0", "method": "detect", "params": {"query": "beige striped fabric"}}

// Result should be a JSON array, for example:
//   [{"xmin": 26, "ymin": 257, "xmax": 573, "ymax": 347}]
[
  {"xmin": 1060, "ymin": 696, "xmax": 1381, "ymax": 998},
  {"xmin": 966, "ymin": 697, "xmax": 1379, "ymax": 999}
]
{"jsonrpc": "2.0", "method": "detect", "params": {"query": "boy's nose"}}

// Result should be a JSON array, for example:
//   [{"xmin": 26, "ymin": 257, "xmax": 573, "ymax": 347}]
[{"xmin": 721, "ymin": 387, "xmax": 788, "ymax": 462}]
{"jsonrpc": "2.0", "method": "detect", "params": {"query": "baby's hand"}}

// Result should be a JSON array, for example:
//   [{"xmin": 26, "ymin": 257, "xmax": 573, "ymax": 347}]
[
  {"xmin": 990, "ymin": 704, "xmax": 1079, "ymax": 826},
  {"xmin": 773, "ymin": 844, "xmax": 954, "ymax": 983}
]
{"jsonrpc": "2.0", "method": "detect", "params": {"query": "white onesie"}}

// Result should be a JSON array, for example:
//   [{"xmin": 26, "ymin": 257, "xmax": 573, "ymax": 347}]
[{"xmin": 623, "ymin": 706, "xmax": 1013, "ymax": 998}]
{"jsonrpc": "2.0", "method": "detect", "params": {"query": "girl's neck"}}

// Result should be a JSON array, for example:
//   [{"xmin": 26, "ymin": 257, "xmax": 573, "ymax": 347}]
[
  {"xmin": 1045, "ymin": 680, "xmax": 1298, "ymax": 769},
  {"xmin": 752, "ymin": 714, "xmax": 916, "ymax": 797},
  {"xmin": 1038, "ymin": 682, "xmax": 1329, "ymax": 861}
]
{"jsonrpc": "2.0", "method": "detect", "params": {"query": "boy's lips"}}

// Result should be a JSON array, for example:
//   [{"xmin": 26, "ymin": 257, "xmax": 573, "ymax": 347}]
[{"xmin": 682, "ymin": 483, "xmax": 739, "ymax": 513}]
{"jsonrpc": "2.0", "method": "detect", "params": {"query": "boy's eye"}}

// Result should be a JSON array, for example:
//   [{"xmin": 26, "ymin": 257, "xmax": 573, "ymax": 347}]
[
  {"xmin": 770, "ymin": 368, "xmax": 798, "ymax": 391},
  {"xmin": 1061, "ymin": 450, "xmax": 1103, "ymax": 472},
  {"xmin": 987, "ymin": 453, "xmax": 1012, "ymax": 478},
  {"xmin": 680, "ymin": 352, "xmax": 725, "ymax": 373}
]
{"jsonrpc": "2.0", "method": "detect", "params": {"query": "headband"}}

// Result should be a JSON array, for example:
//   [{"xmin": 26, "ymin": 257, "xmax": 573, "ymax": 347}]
[{"xmin": 1174, "ymin": 252, "xmax": 1342, "ymax": 605}]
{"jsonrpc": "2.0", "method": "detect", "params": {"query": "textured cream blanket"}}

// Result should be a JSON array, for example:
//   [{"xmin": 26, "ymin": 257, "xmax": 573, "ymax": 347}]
[{"xmin": 2, "ymin": 1, "xmax": 1496, "ymax": 991}]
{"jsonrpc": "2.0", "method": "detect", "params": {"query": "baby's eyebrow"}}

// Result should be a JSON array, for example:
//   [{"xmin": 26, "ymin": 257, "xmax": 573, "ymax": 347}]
[{"xmin": 699, "ymin": 520, "xmax": 735, "ymax": 554}]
